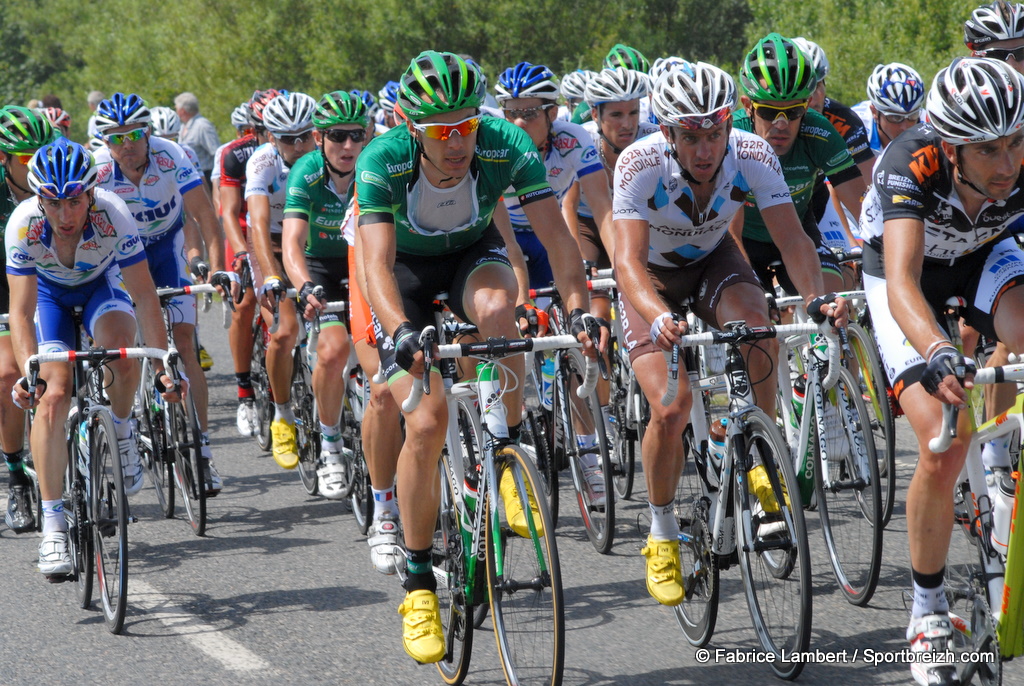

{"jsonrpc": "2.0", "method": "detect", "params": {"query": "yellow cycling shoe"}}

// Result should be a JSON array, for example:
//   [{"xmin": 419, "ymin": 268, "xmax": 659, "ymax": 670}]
[
  {"xmin": 271, "ymin": 418, "xmax": 299, "ymax": 469},
  {"xmin": 500, "ymin": 465, "xmax": 543, "ymax": 538},
  {"xmin": 198, "ymin": 345, "xmax": 214, "ymax": 371},
  {"xmin": 641, "ymin": 536, "xmax": 684, "ymax": 606},
  {"xmin": 748, "ymin": 464, "xmax": 790, "ymax": 514},
  {"xmin": 398, "ymin": 590, "xmax": 446, "ymax": 664}
]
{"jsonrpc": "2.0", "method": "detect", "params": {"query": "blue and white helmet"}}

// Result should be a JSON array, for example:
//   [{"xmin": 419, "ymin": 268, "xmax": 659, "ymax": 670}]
[
  {"xmin": 867, "ymin": 62, "xmax": 926, "ymax": 115},
  {"xmin": 28, "ymin": 138, "xmax": 99, "ymax": 199},
  {"xmin": 495, "ymin": 62, "xmax": 560, "ymax": 102},
  {"xmin": 377, "ymin": 81, "xmax": 400, "ymax": 112},
  {"xmin": 350, "ymin": 90, "xmax": 380, "ymax": 119},
  {"xmin": 94, "ymin": 92, "xmax": 151, "ymax": 133}
]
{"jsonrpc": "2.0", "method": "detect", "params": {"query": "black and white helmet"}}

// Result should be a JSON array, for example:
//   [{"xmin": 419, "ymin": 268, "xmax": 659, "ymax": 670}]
[
  {"xmin": 790, "ymin": 37, "xmax": 830, "ymax": 81},
  {"xmin": 561, "ymin": 70, "xmax": 596, "ymax": 101},
  {"xmin": 652, "ymin": 62, "xmax": 736, "ymax": 129},
  {"xmin": 584, "ymin": 68, "xmax": 649, "ymax": 107},
  {"xmin": 230, "ymin": 104, "xmax": 251, "ymax": 129},
  {"xmin": 261, "ymin": 92, "xmax": 316, "ymax": 136},
  {"xmin": 866, "ymin": 62, "xmax": 926, "ymax": 114},
  {"xmin": 926, "ymin": 57, "xmax": 1024, "ymax": 144},
  {"xmin": 964, "ymin": 1, "xmax": 1024, "ymax": 50}
]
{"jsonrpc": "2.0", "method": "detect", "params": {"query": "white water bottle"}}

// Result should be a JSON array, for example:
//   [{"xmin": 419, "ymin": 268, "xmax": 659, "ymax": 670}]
[
  {"xmin": 991, "ymin": 472, "xmax": 1016, "ymax": 556},
  {"xmin": 540, "ymin": 357, "xmax": 555, "ymax": 411}
]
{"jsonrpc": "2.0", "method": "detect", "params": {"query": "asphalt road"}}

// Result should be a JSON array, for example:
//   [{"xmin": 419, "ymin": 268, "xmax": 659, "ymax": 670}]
[{"xmin": 1, "ymin": 305, "xmax": 1020, "ymax": 686}]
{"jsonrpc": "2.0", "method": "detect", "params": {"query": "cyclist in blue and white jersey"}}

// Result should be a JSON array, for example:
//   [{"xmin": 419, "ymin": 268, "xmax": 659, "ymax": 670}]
[
  {"xmin": 852, "ymin": 63, "xmax": 926, "ymax": 158},
  {"xmin": 92, "ymin": 93, "xmax": 230, "ymax": 495},
  {"xmin": 376, "ymin": 81, "xmax": 401, "ymax": 130},
  {"xmin": 6, "ymin": 139, "xmax": 182, "ymax": 576}
]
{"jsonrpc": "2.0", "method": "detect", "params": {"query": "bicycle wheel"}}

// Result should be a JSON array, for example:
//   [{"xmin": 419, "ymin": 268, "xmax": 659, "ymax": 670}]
[
  {"xmin": 136, "ymin": 377, "xmax": 174, "ymax": 518},
  {"xmin": 608, "ymin": 345, "xmax": 636, "ymax": 500},
  {"xmin": 349, "ymin": 445, "xmax": 372, "ymax": 535},
  {"xmin": 64, "ymin": 416, "xmax": 93, "ymax": 608},
  {"xmin": 522, "ymin": 407, "xmax": 558, "ymax": 527},
  {"xmin": 487, "ymin": 445, "xmax": 564, "ymax": 686},
  {"xmin": 434, "ymin": 459, "xmax": 474, "ymax": 684},
  {"xmin": 294, "ymin": 361, "xmax": 320, "ymax": 496},
  {"xmin": 90, "ymin": 410, "xmax": 129, "ymax": 634},
  {"xmin": 170, "ymin": 391, "xmax": 206, "ymax": 536},
  {"xmin": 556, "ymin": 348, "xmax": 614, "ymax": 554},
  {"xmin": 847, "ymin": 321, "xmax": 896, "ymax": 527},
  {"xmin": 673, "ymin": 427, "xmax": 720, "ymax": 647},
  {"xmin": 250, "ymin": 320, "xmax": 273, "ymax": 452},
  {"xmin": 813, "ymin": 366, "xmax": 883, "ymax": 606},
  {"xmin": 735, "ymin": 409, "xmax": 811, "ymax": 680}
]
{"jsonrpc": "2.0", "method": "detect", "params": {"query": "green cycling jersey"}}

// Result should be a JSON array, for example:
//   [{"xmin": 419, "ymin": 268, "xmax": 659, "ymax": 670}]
[{"xmin": 284, "ymin": 149, "xmax": 353, "ymax": 259}]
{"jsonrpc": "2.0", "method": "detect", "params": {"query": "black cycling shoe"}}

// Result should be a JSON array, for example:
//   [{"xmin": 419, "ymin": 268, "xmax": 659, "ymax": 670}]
[{"xmin": 5, "ymin": 484, "xmax": 36, "ymax": 534}]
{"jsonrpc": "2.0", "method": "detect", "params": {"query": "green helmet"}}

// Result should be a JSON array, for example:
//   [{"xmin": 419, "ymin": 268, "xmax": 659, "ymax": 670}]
[
  {"xmin": 397, "ymin": 51, "xmax": 485, "ymax": 121},
  {"xmin": 604, "ymin": 43, "xmax": 650, "ymax": 74},
  {"xmin": 0, "ymin": 106, "xmax": 58, "ymax": 154},
  {"xmin": 313, "ymin": 90, "xmax": 370, "ymax": 129},
  {"xmin": 740, "ymin": 33, "xmax": 817, "ymax": 101}
]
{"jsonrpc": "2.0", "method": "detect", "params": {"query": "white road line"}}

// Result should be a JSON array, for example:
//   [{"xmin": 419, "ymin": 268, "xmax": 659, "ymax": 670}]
[{"xmin": 131, "ymin": 579, "xmax": 273, "ymax": 673}]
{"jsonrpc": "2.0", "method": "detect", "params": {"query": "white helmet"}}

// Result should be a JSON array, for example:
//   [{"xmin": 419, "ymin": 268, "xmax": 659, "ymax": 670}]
[
  {"xmin": 649, "ymin": 56, "xmax": 694, "ymax": 83},
  {"xmin": 584, "ymin": 68, "xmax": 649, "ymax": 107},
  {"xmin": 964, "ymin": 1, "xmax": 1024, "ymax": 50},
  {"xmin": 926, "ymin": 57, "xmax": 1024, "ymax": 144},
  {"xmin": 652, "ymin": 62, "xmax": 736, "ymax": 129},
  {"xmin": 866, "ymin": 63, "xmax": 926, "ymax": 115},
  {"xmin": 561, "ymin": 70, "xmax": 596, "ymax": 102},
  {"xmin": 150, "ymin": 106, "xmax": 182, "ymax": 138},
  {"xmin": 261, "ymin": 92, "xmax": 316, "ymax": 135},
  {"xmin": 790, "ymin": 37, "xmax": 830, "ymax": 81},
  {"xmin": 230, "ymin": 103, "xmax": 251, "ymax": 129}
]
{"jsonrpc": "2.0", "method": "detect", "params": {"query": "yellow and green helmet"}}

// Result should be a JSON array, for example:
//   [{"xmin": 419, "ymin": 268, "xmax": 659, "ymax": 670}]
[
  {"xmin": 396, "ymin": 51, "xmax": 486, "ymax": 121},
  {"xmin": 313, "ymin": 90, "xmax": 370, "ymax": 129},
  {"xmin": 0, "ymin": 106, "xmax": 58, "ymax": 154},
  {"xmin": 740, "ymin": 33, "xmax": 818, "ymax": 102}
]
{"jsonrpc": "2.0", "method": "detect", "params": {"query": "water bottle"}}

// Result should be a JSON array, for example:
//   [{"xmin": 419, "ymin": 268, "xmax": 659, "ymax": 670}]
[
  {"xmin": 463, "ymin": 468, "xmax": 479, "ymax": 514},
  {"xmin": 477, "ymin": 361, "xmax": 508, "ymax": 440},
  {"xmin": 791, "ymin": 374, "xmax": 806, "ymax": 427},
  {"xmin": 540, "ymin": 356, "xmax": 555, "ymax": 411},
  {"xmin": 991, "ymin": 471, "xmax": 1016, "ymax": 556},
  {"xmin": 709, "ymin": 418, "xmax": 728, "ymax": 466}
]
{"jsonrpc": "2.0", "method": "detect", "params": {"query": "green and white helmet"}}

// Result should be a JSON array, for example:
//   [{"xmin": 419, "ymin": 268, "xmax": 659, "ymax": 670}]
[
  {"xmin": 0, "ymin": 106, "xmax": 58, "ymax": 154},
  {"xmin": 740, "ymin": 33, "xmax": 818, "ymax": 101},
  {"xmin": 396, "ymin": 51, "xmax": 486, "ymax": 121},
  {"xmin": 605, "ymin": 43, "xmax": 650, "ymax": 73},
  {"xmin": 313, "ymin": 91, "xmax": 370, "ymax": 129}
]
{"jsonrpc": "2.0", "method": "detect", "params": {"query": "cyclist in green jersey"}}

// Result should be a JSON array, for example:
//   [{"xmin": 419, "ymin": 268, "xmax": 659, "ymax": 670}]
[
  {"xmin": 356, "ymin": 50, "xmax": 598, "ymax": 664},
  {"xmin": 730, "ymin": 33, "xmax": 867, "ymax": 299},
  {"xmin": 0, "ymin": 107, "xmax": 58, "ymax": 533}
]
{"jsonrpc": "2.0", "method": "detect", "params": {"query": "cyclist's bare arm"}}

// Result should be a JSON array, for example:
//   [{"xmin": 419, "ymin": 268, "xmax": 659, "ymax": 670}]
[
  {"xmin": 281, "ymin": 216, "xmax": 319, "ymax": 318},
  {"xmin": 220, "ymin": 185, "xmax": 248, "ymax": 256},
  {"xmin": 613, "ymin": 216, "xmax": 681, "ymax": 349},
  {"xmin": 762, "ymin": 203, "xmax": 831, "ymax": 313},
  {"xmin": 248, "ymin": 194, "xmax": 281, "ymax": 287},
  {"xmin": 492, "ymin": 201, "xmax": 531, "ymax": 304},
  {"xmin": 832, "ymin": 174, "xmax": 867, "ymax": 225},
  {"xmin": 7, "ymin": 273, "xmax": 39, "ymax": 381},
  {"xmin": 727, "ymin": 209, "xmax": 752, "ymax": 263},
  {"xmin": 579, "ymin": 167, "xmax": 614, "ymax": 265},
  {"xmin": 183, "ymin": 184, "xmax": 225, "ymax": 273},
  {"xmin": 121, "ymin": 260, "xmax": 181, "ymax": 397},
  {"xmin": 359, "ymin": 217, "xmax": 407, "ymax": 338},
  {"xmin": 561, "ymin": 181, "xmax": 583, "ymax": 244},
  {"xmin": 524, "ymin": 195, "xmax": 590, "ymax": 317}
]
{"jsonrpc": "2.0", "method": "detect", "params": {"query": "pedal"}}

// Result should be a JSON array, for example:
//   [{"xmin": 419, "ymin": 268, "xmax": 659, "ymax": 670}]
[{"xmin": 45, "ymin": 572, "xmax": 72, "ymax": 584}]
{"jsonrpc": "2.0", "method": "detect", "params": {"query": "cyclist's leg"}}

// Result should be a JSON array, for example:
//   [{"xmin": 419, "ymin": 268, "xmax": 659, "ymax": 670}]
[
  {"xmin": 0, "ymin": 324, "xmax": 33, "ymax": 532},
  {"xmin": 230, "ymin": 286, "xmax": 258, "ymax": 433}
]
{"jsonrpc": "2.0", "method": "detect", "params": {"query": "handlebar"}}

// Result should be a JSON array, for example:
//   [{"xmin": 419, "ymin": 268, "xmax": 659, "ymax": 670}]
[
  {"xmin": 528, "ymin": 277, "xmax": 617, "ymax": 299},
  {"xmin": 305, "ymin": 299, "xmax": 347, "ymax": 359},
  {"xmin": 928, "ymin": 362, "xmax": 1024, "ymax": 451},
  {"xmin": 156, "ymin": 284, "xmax": 234, "ymax": 329}
]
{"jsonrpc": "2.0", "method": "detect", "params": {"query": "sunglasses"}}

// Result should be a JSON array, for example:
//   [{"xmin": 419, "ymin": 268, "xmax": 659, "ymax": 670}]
[
  {"xmin": 277, "ymin": 131, "xmax": 313, "ymax": 146},
  {"xmin": 412, "ymin": 116, "xmax": 481, "ymax": 141},
  {"xmin": 879, "ymin": 111, "xmax": 920, "ymax": 125},
  {"xmin": 9, "ymin": 151, "xmax": 35, "ymax": 165},
  {"xmin": 104, "ymin": 127, "xmax": 148, "ymax": 145},
  {"xmin": 503, "ymin": 105, "xmax": 554, "ymax": 122},
  {"xmin": 323, "ymin": 128, "xmax": 367, "ymax": 144},
  {"xmin": 977, "ymin": 46, "xmax": 1024, "ymax": 62},
  {"xmin": 36, "ymin": 181, "xmax": 89, "ymax": 200},
  {"xmin": 750, "ymin": 101, "xmax": 808, "ymax": 122},
  {"xmin": 672, "ymin": 107, "xmax": 732, "ymax": 131}
]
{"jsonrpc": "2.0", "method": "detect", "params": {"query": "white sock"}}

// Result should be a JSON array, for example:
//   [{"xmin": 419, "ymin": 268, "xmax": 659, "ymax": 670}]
[
  {"xmin": 576, "ymin": 433, "xmax": 599, "ymax": 469},
  {"xmin": 320, "ymin": 422, "xmax": 343, "ymax": 449},
  {"xmin": 41, "ymin": 499, "xmax": 67, "ymax": 534},
  {"xmin": 982, "ymin": 437, "xmax": 1012, "ymax": 471},
  {"xmin": 112, "ymin": 414, "xmax": 132, "ymax": 440},
  {"xmin": 275, "ymin": 403, "xmax": 295, "ymax": 423},
  {"xmin": 649, "ymin": 500, "xmax": 679, "ymax": 541},
  {"xmin": 911, "ymin": 579, "xmax": 949, "ymax": 619},
  {"xmin": 372, "ymin": 486, "xmax": 398, "ymax": 518}
]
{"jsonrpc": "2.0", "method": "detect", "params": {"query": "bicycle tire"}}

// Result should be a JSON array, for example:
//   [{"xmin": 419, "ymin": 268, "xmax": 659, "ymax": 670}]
[
  {"xmin": 64, "ymin": 415, "xmax": 93, "ymax": 608},
  {"xmin": 90, "ymin": 410, "xmax": 129, "ymax": 634},
  {"xmin": 487, "ymin": 444, "xmax": 564, "ymax": 686},
  {"xmin": 735, "ymin": 409, "xmax": 811, "ymax": 680},
  {"xmin": 434, "ymin": 459, "xmax": 474, "ymax": 684},
  {"xmin": 523, "ymin": 407, "xmax": 558, "ymax": 527},
  {"xmin": 847, "ymin": 321, "xmax": 896, "ymax": 527},
  {"xmin": 674, "ymin": 427, "xmax": 720, "ymax": 647},
  {"xmin": 250, "ymin": 319, "xmax": 273, "ymax": 452},
  {"xmin": 294, "ymin": 359, "xmax": 320, "ymax": 496},
  {"xmin": 136, "ymin": 368, "xmax": 174, "ymax": 518},
  {"xmin": 170, "ymin": 390, "xmax": 206, "ymax": 536},
  {"xmin": 608, "ymin": 344, "xmax": 636, "ymax": 500},
  {"xmin": 349, "ymin": 447, "xmax": 373, "ymax": 535},
  {"xmin": 556, "ymin": 348, "xmax": 615, "ymax": 554},
  {"xmin": 813, "ymin": 366, "xmax": 883, "ymax": 606}
]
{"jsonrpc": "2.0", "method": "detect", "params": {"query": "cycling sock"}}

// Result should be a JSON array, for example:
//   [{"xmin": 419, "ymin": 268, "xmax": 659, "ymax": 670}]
[
  {"xmin": 507, "ymin": 422, "xmax": 521, "ymax": 444},
  {"xmin": 112, "ymin": 414, "xmax": 132, "ymax": 440},
  {"xmin": 41, "ymin": 499, "xmax": 67, "ymax": 534},
  {"xmin": 320, "ymin": 422, "xmax": 343, "ymax": 450},
  {"xmin": 910, "ymin": 567, "xmax": 948, "ymax": 618},
  {"xmin": 649, "ymin": 500, "xmax": 679, "ymax": 541},
  {"xmin": 275, "ymin": 403, "xmax": 295, "ymax": 423},
  {"xmin": 373, "ymin": 486, "xmax": 399, "ymax": 518},
  {"xmin": 4, "ymin": 450, "xmax": 28, "ymax": 487},
  {"xmin": 402, "ymin": 547, "xmax": 436, "ymax": 593},
  {"xmin": 236, "ymin": 372, "xmax": 254, "ymax": 400},
  {"xmin": 576, "ymin": 434, "xmax": 599, "ymax": 469},
  {"xmin": 982, "ymin": 437, "xmax": 1012, "ymax": 471}
]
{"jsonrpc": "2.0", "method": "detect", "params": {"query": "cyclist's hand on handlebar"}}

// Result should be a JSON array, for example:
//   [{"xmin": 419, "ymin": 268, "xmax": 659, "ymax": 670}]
[
  {"xmin": 298, "ymin": 281, "xmax": 324, "ymax": 322},
  {"xmin": 649, "ymin": 311, "xmax": 686, "ymax": 352},
  {"xmin": 231, "ymin": 251, "xmax": 249, "ymax": 275},
  {"xmin": 12, "ymin": 376, "xmax": 46, "ymax": 409},
  {"xmin": 155, "ymin": 369, "xmax": 188, "ymax": 403},
  {"xmin": 260, "ymin": 276, "xmax": 285, "ymax": 309},
  {"xmin": 921, "ymin": 346, "xmax": 972, "ymax": 408},
  {"xmin": 568, "ymin": 308, "xmax": 600, "ymax": 359},
  {"xmin": 210, "ymin": 270, "xmax": 240, "ymax": 306},
  {"xmin": 515, "ymin": 303, "xmax": 549, "ymax": 338},
  {"xmin": 189, "ymin": 256, "xmax": 211, "ymax": 283},
  {"xmin": 806, "ymin": 292, "xmax": 849, "ymax": 331},
  {"xmin": 394, "ymin": 322, "xmax": 428, "ymax": 379}
]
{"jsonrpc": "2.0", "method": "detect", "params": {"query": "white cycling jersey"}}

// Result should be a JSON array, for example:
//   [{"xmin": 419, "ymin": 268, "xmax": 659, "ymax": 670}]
[
  {"xmin": 503, "ymin": 120, "xmax": 602, "ymax": 230},
  {"xmin": 210, "ymin": 140, "xmax": 232, "ymax": 185},
  {"xmin": 244, "ymin": 142, "xmax": 291, "ymax": 235},
  {"xmin": 578, "ymin": 119, "xmax": 659, "ymax": 219},
  {"xmin": 612, "ymin": 128, "xmax": 791, "ymax": 268},
  {"xmin": 5, "ymin": 187, "xmax": 145, "ymax": 286},
  {"xmin": 93, "ymin": 135, "xmax": 203, "ymax": 246}
]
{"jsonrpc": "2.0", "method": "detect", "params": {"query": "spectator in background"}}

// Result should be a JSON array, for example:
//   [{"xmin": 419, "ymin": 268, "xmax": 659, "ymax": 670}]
[
  {"xmin": 26, "ymin": 99, "xmax": 41, "ymax": 109},
  {"xmin": 175, "ymin": 92, "xmax": 221, "ymax": 187},
  {"xmin": 86, "ymin": 90, "xmax": 105, "ymax": 141}
]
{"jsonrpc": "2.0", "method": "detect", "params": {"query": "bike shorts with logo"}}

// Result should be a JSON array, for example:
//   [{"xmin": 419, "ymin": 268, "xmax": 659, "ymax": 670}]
[
  {"xmin": 145, "ymin": 227, "xmax": 195, "ymax": 326},
  {"xmin": 36, "ymin": 267, "xmax": 134, "ymax": 353}
]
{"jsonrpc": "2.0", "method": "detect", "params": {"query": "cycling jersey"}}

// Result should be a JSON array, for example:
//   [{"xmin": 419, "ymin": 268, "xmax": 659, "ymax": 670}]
[
  {"xmin": 578, "ymin": 119, "xmax": 659, "ymax": 219},
  {"xmin": 284, "ymin": 149, "xmax": 354, "ymax": 259},
  {"xmin": 612, "ymin": 128, "xmax": 791, "ymax": 268},
  {"xmin": 0, "ymin": 169, "xmax": 20, "ymax": 233},
  {"xmin": 219, "ymin": 134, "xmax": 256, "ymax": 231},
  {"xmin": 503, "ymin": 120, "xmax": 602, "ymax": 230},
  {"xmin": 733, "ymin": 108, "xmax": 858, "ymax": 243},
  {"xmin": 93, "ymin": 136, "xmax": 203, "ymax": 245},
  {"xmin": 178, "ymin": 142, "xmax": 202, "ymax": 175},
  {"xmin": 355, "ymin": 118, "xmax": 552, "ymax": 256},
  {"xmin": 860, "ymin": 123, "xmax": 1024, "ymax": 262},
  {"xmin": 822, "ymin": 98, "xmax": 873, "ymax": 166},
  {"xmin": 851, "ymin": 100, "xmax": 885, "ymax": 155},
  {"xmin": 246, "ymin": 143, "xmax": 299, "ymax": 235},
  {"xmin": 210, "ymin": 141, "xmax": 230, "ymax": 186},
  {"xmin": 5, "ymin": 187, "xmax": 145, "ymax": 286}
]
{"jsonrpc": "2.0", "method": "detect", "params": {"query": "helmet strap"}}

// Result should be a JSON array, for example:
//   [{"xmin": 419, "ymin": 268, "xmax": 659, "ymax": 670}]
[
  {"xmin": 952, "ymin": 147, "xmax": 992, "ymax": 199},
  {"xmin": 415, "ymin": 137, "xmax": 461, "ymax": 184},
  {"xmin": 667, "ymin": 136, "xmax": 723, "ymax": 187},
  {"xmin": 3, "ymin": 158, "xmax": 32, "ymax": 198},
  {"xmin": 319, "ymin": 142, "xmax": 355, "ymax": 182}
]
